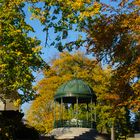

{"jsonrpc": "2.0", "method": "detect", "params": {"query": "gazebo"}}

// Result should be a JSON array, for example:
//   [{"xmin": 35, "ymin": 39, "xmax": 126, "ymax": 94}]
[{"xmin": 54, "ymin": 79, "xmax": 97, "ymax": 128}]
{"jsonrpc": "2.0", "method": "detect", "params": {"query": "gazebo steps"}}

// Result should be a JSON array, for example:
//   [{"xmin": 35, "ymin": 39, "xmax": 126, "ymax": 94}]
[{"xmin": 49, "ymin": 127, "xmax": 98, "ymax": 140}]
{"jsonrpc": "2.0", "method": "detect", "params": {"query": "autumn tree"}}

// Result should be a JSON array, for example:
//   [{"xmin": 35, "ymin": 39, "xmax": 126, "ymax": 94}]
[
  {"xmin": 79, "ymin": 1, "xmax": 140, "ymax": 137},
  {"xmin": 0, "ymin": 0, "xmax": 44, "ymax": 102},
  {"xmin": 82, "ymin": 0, "xmax": 140, "ymax": 111},
  {"xmin": 27, "ymin": 0, "xmax": 139, "ymax": 111},
  {"xmin": 26, "ymin": 52, "xmax": 120, "ymax": 134},
  {"xmin": 28, "ymin": 2, "xmax": 140, "ymax": 137}
]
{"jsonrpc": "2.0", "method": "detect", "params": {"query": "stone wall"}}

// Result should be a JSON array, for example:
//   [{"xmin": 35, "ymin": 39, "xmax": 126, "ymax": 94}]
[{"xmin": 0, "ymin": 99, "xmax": 19, "ymax": 111}]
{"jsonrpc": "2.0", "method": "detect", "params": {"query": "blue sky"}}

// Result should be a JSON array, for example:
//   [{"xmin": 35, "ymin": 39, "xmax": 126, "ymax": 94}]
[{"xmin": 24, "ymin": 3, "xmax": 59, "ymax": 62}]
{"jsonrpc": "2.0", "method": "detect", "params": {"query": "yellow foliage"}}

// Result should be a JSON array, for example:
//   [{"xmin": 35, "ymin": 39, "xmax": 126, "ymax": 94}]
[
  {"xmin": 26, "ymin": 51, "xmax": 111, "ymax": 133},
  {"xmin": 80, "ymin": 2, "xmax": 101, "ymax": 20},
  {"xmin": 13, "ymin": 99, "xmax": 21, "ymax": 107},
  {"xmin": 133, "ymin": 0, "xmax": 140, "ymax": 6},
  {"xmin": 32, "ymin": 46, "xmax": 42, "ymax": 53}
]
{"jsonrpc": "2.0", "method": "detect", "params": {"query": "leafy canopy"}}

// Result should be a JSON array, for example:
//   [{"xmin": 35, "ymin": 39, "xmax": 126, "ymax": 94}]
[
  {"xmin": 0, "ymin": 0, "xmax": 44, "ymax": 102},
  {"xmin": 29, "ymin": 0, "xmax": 140, "ymax": 111}
]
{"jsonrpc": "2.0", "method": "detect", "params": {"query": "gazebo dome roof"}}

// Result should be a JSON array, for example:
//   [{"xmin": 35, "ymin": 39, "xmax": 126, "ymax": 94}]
[{"xmin": 54, "ymin": 79, "xmax": 96, "ymax": 103}]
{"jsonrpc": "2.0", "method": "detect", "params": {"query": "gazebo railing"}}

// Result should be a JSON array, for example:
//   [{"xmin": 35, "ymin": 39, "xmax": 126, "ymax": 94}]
[{"xmin": 54, "ymin": 119, "xmax": 96, "ymax": 128}]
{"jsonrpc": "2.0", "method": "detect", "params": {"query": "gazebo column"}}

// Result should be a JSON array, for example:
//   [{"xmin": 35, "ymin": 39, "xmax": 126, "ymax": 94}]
[
  {"xmin": 86, "ymin": 103, "xmax": 89, "ymax": 127},
  {"xmin": 76, "ymin": 97, "xmax": 79, "ymax": 127},
  {"xmin": 90, "ymin": 98, "xmax": 93, "ymax": 128},
  {"xmin": 72, "ymin": 103, "xmax": 74, "ymax": 119},
  {"xmin": 94, "ymin": 102, "xmax": 97, "ymax": 122},
  {"xmin": 54, "ymin": 100, "xmax": 56, "ymax": 128},
  {"xmin": 61, "ymin": 97, "xmax": 63, "ymax": 127},
  {"xmin": 59, "ymin": 101, "xmax": 61, "ymax": 127}
]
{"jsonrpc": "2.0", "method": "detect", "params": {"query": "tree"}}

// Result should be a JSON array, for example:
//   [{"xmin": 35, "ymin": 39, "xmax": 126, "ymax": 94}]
[
  {"xmin": 26, "ymin": 52, "xmax": 119, "ymax": 134},
  {"xmin": 28, "ymin": 0, "xmax": 101, "ymax": 51},
  {"xmin": 0, "ymin": 0, "xmax": 44, "ymax": 102},
  {"xmin": 82, "ymin": 0, "xmax": 140, "ymax": 111},
  {"xmin": 29, "ymin": 0, "xmax": 140, "ymax": 112}
]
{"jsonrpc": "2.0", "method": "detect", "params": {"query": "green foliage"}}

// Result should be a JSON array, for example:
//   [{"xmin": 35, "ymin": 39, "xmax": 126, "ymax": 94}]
[
  {"xmin": 0, "ymin": 0, "xmax": 44, "ymax": 102},
  {"xmin": 28, "ymin": 0, "xmax": 101, "ymax": 49}
]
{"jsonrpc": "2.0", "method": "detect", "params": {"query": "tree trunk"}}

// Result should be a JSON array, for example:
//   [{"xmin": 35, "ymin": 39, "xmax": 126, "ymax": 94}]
[{"xmin": 111, "ymin": 124, "xmax": 115, "ymax": 140}]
